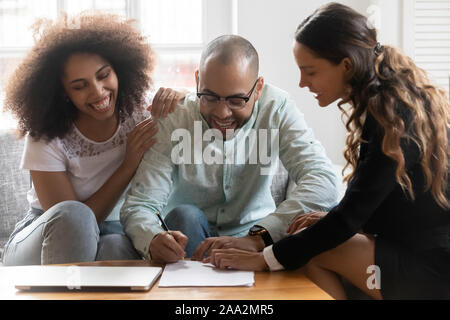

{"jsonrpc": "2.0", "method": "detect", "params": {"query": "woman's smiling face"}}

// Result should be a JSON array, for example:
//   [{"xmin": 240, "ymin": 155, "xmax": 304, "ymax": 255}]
[
  {"xmin": 293, "ymin": 41, "xmax": 351, "ymax": 107},
  {"xmin": 61, "ymin": 52, "xmax": 119, "ymax": 122}
]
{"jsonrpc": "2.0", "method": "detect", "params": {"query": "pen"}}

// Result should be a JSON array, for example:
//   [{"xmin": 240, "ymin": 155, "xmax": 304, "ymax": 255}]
[
  {"xmin": 156, "ymin": 211, "xmax": 185, "ymax": 259},
  {"xmin": 156, "ymin": 211, "xmax": 170, "ymax": 233}
]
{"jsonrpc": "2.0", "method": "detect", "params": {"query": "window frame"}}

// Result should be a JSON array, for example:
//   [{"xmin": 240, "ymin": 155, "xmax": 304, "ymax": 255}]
[
  {"xmin": 0, "ymin": 0, "xmax": 233, "ymax": 82},
  {"xmin": 0, "ymin": 0, "xmax": 235, "ymax": 127},
  {"xmin": 402, "ymin": 0, "xmax": 450, "ymax": 96},
  {"xmin": 0, "ymin": 0, "xmax": 235, "ymax": 93},
  {"xmin": 0, "ymin": 0, "xmax": 235, "ymax": 70},
  {"xmin": 402, "ymin": 0, "xmax": 415, "ymax": 58}
]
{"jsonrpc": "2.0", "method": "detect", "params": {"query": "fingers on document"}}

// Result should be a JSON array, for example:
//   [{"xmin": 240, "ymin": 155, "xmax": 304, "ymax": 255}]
[
  {"xmin": 208, "ymin": 250, "xmax": 237, "ymax": 269},
  {"xmin": 192, "ymin": 237, "xmax": 229, "ymax": 261},
  {"xmin": 192, "ymin": 238, "xmax": 215, "ymax": 261}
]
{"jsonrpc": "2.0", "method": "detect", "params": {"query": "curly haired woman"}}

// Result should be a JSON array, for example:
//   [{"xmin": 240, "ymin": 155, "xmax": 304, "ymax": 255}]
[
  {"xmin": 2, "ymin": 13, "xmax": 184, "ymax": 265},
  {"xmin": 207, "ymin": 3, "xmax": 450, "ymax": 300}
]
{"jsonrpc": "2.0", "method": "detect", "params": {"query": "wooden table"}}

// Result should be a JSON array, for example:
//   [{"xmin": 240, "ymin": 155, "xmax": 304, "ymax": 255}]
[{"xmin": 0, "ymin": 260, "xmax": 332, "ymax": 300}]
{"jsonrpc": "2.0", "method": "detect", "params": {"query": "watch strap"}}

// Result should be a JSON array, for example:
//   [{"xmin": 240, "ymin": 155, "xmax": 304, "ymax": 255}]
[{"xmin": 249, "ymin": 225, "xmax": 273, "ymax": 247}]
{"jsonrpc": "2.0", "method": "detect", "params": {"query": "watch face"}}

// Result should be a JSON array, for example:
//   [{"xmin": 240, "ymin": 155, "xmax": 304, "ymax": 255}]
[{"xmin": 250, "ymin": 226, "xmax": 264, "ymax": 234}]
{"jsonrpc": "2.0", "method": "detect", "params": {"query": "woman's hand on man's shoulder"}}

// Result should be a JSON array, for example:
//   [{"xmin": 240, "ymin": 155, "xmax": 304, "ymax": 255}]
[{"xmin": 147, "ymin": 87, "xmax": 190, "ymax": 119}]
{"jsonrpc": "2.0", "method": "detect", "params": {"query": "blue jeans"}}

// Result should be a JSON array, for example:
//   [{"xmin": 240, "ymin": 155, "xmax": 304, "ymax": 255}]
[
  {"xmin": 164, "ymin": 205, "xmax": 214, "ymax": 258},
  {"xmin": 2, "ymin": 201, "xmax": 141, "ymax": 266}
]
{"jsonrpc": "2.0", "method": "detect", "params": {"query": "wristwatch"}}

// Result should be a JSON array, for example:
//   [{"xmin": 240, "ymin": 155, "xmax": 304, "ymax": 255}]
[{"xmin": 248, "ymin": 225, "xmax": 273, "ymax": 247}]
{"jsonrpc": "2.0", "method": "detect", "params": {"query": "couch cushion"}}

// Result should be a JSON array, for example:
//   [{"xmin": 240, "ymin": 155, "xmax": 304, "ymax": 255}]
[{"xmin": 0, "ymin": 129, "xmax": 29, "ymax": 259}]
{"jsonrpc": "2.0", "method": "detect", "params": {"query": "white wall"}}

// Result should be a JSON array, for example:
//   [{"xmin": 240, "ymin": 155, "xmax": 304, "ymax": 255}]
[{"xmin": 231, "ymin": 0, "xmax": 403, "ymax": 166}]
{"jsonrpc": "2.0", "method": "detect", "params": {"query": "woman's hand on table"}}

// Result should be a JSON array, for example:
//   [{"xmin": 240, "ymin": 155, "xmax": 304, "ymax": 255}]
[{"xmin": 204, "ymin": 248, "xmax": 269, "ymax": 271}]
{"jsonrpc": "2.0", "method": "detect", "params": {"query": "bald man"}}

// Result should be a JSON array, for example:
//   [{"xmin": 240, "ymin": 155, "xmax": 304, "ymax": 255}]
[{"xmin": 120, "ymin": 35, "xmax": 339, "ymax": 263}]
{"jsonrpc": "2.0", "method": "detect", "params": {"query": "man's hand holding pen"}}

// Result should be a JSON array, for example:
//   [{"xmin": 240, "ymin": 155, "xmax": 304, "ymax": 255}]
[
  {"xmin": 150, "ymin": 230, "xmax": 188, "ymax": 263},
  {"xmin": 150, "ymin": 211, "xmax": 188, "ymax": 263}
]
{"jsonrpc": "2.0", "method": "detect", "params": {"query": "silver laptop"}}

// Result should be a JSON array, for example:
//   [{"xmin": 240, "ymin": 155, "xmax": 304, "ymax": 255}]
[{"xmin": 7, "ymin": 266, "xmax": 162, "ymax": 291}]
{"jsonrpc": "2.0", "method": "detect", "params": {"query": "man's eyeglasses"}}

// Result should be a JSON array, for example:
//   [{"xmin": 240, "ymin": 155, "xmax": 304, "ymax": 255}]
[{"xmin": 196, "ymin": 78, "xmax": 259, "ymax": 109}]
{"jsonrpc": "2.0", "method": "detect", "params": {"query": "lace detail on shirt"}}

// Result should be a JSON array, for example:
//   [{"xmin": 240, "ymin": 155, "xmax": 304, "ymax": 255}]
[{"xmin": 61, "ymin": 111, "xmax": 148, "ymax": 159}]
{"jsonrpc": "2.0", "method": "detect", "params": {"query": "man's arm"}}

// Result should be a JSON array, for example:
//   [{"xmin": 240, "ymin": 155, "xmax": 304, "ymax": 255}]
[
  {"xmin": 119, "ymin": 98, "xmax": 190, "ymax": 260},
  {"xmin": 120, "ymin": 143, "xmax": 175, "ymax": 259},
  {"xmin": 257, "ymin": 96, "xmax": 340, "ymax": 243}
]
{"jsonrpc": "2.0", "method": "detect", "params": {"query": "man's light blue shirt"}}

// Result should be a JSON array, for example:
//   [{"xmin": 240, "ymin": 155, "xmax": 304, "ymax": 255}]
[{"xmin": 120, "ymin": 84, "xmax": 339, "ymax": 259}]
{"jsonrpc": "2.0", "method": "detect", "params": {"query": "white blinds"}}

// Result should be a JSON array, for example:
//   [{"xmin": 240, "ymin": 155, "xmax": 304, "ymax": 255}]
[{"xmin": 413, "ymin": 0, "xmax": 450, "ymax": 95}]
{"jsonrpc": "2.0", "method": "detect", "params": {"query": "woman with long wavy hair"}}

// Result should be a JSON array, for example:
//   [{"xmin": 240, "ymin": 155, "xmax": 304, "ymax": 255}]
[{"xmin": 207, "ymin": 2, "xmax": 450, "ymax": 300}]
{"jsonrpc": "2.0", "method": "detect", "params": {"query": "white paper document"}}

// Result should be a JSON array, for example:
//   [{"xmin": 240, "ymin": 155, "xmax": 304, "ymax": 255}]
[{"xmin": 158, "ymin": 260, "xmax": 254, "ymax": 287}]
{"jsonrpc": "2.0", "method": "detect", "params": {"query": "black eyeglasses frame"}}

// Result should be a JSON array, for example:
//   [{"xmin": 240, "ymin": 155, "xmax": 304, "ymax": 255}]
[{"xmin": 196, "ymin": 78, "xmax": 259, "ymax": 109}]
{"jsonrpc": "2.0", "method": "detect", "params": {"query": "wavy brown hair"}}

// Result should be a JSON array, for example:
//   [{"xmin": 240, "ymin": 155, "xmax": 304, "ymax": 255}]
[
  {"xmin": 4, "ymin": 12, "xmax": 155, "ymax": 141},
  {"xmin": 295, "ymin": 2, "xmax": 449, "ymax": 208}
]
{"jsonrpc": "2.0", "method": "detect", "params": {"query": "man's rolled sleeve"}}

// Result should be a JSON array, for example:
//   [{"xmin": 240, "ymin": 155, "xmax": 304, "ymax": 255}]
[{"xmin": 120, "ymin": 210, "xmax": 164, "ymax": 260}]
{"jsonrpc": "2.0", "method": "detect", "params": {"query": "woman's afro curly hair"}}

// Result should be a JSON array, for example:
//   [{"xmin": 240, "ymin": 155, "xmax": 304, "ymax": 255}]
[{"xmin": 4, "ymin": 12, "xmax": 155, "ymax": 141}]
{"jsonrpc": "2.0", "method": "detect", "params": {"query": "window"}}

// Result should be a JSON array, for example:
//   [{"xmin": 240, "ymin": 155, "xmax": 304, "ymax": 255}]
[
  {"xmin": 403, "ymin": 0, "xmax": 450, "ymax": 96},
  {"xmin": 0, "ymin": 0, "xmax": 205, "ymax": 90},
  {"xmin": 137, "ymin": 0, "xmax": 204, "ymax": 88},
  {"xmin": 64, "ymin": 0, "xmax": 128, "ymax": 16},
  {"xmin": 0, "ymin": 0, "xmax": 224, "ymax": 128}
]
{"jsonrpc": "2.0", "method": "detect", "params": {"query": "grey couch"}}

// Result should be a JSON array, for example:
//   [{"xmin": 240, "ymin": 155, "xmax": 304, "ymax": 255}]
[
  {"xmin": 0, "ymin": 129, "xmax": 30, "ymax": 260},
  {"xmin": 0, "ymin": 128, "xmax": 293, "ymax": 262}
]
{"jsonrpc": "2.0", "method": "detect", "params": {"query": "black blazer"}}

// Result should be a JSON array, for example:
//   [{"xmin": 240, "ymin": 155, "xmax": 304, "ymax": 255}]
[{"xmin": 272, "ymin": 110, "xmax": 450, "ymax": 270}]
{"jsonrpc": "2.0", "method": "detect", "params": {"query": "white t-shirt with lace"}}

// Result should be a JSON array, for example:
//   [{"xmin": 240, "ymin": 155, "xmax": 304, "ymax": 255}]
[{"xmin": 20, "ymin": 110, "xmax": 148, "ymax": 221}]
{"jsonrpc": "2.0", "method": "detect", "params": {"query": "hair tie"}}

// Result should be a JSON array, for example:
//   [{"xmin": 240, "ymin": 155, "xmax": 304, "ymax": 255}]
[{"xmin": 374, "ymin": 42, "xmax": 383, "ymax": 56}]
